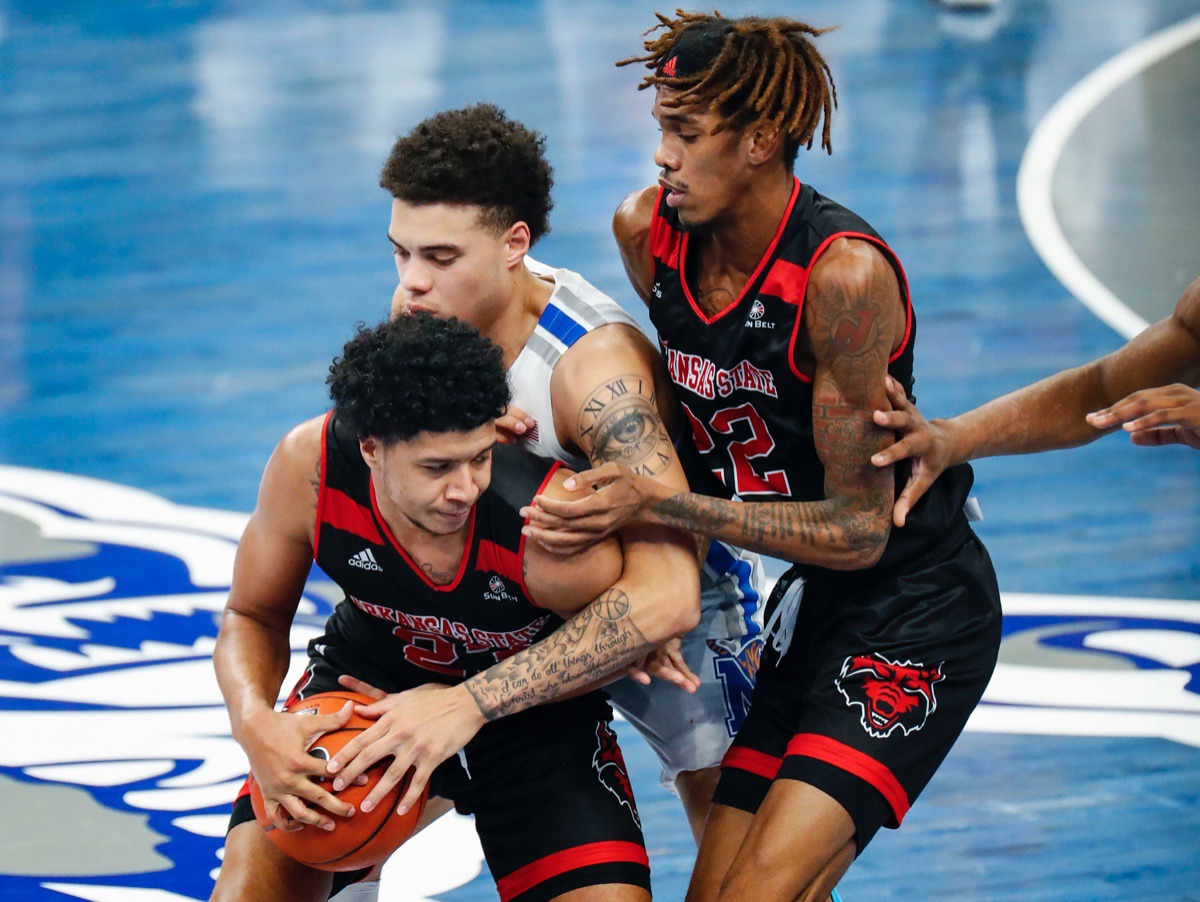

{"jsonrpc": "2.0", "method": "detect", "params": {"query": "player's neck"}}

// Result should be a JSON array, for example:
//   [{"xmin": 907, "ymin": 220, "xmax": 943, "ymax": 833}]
[
  {"xmin": 375, "ymin": 494, "xmax": 472, "ymax": 585},
  {"xmin": 486, "ymin": 264, "xmax": 554, "ymax": 370},
  {"xmin": 699, "ymin": 170, "xmax": 795, "ymax": 282}
]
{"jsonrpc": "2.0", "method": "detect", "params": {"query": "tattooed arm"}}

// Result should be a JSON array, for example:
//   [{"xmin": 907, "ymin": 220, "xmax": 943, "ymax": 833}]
[
  {"xmin": 324, "ymin": 463, "xmax": 699, "ymax": 816},
  {"xmin": 527, "ymin": 240, "xmax": 903, "ymax": 570},
  {"xmin": 547, "ymin": 322, "xmax": 704, "ymax": 652}
]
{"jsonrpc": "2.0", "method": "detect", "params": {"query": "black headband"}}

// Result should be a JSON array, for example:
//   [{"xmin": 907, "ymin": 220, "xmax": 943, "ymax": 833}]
[{"xmin": 657, "ymin": 20, "xmax": 735, "ymax": 78}]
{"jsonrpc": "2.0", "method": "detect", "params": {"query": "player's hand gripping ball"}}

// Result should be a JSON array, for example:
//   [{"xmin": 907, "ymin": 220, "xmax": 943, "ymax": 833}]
[{"xmin": 249, "ymin": 690, "xmax": 428, "ymax": 871}]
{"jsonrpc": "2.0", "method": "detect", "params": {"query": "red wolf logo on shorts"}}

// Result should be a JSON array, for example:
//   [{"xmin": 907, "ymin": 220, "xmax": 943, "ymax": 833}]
[
  {"xmin": 592, "ymin": 722, "xmax": 641, "ymax": 829},
  {"xmin": 836, "ymin": 653, "xmax": 945, "ymax": 738}
]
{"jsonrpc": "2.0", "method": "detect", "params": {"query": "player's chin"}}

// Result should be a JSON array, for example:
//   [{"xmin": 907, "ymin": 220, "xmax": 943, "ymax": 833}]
[{"xmin": 676, "ymin": 206, "xmax": 715, "ymax": 234}]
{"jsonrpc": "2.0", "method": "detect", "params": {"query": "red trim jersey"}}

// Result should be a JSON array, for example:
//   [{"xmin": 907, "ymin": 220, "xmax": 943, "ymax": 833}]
[
  {"xmin": 648, "ymin": 178, "xmax": 973, "ymax": 575},
  {"xmin": 312, "ymin": 411, "xmax": 563, "ymax": 686}
]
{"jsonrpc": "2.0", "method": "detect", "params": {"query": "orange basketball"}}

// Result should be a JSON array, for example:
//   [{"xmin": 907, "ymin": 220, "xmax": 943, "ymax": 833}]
[{"xmin": 248, "ymin": 690, "xmax": 428, "ymax": 872}]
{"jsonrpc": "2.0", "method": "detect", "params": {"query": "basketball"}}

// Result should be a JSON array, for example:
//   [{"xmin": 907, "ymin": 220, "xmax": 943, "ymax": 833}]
[{"xmin": 248, "ymin": 690, "xmax": 428, "ymax": 872}]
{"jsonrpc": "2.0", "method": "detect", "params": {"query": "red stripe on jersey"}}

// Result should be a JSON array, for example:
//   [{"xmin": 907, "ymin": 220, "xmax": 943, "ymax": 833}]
[
  {"xmin": 320, "ymin": 486, "xmax": 383, "ymax": 547},
  {"xmin": 649, "ymin": 187, "xmax": 680, "ymax": 266},
  {"xmin": 759, "ymin": 257, "xmax": 807, "ymax": 306},
  {"xmin": 786, "ymin": 231, "xmax": 913, "ymax": 384},
  {"xmin": 517, "ymin": 460, "xmax": 562, "ymax": 605},
  {"xmin": 475, "ymin": 540, "xmax": 522, "ymax": 582},
  {"xmin": 312, "ymin": 410, "xmax": 334, "ymax": 560},
  {"xmin": 721, "ymin": 745, "xmax": 783, "ymax": 780},
  {"xmin": 785, "ymin": 733, "xmax": 911, "ymax": 827},
  {"xmin": 495, "ymin": 840, "xmax": 649, "ymax": 901}
]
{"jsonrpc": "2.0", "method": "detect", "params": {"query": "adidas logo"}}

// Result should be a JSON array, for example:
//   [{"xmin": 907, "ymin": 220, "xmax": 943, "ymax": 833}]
[
  {"xmin": 348, "ymin": 548, "xmax": 383, "ymax": 572},
  {"xmin": 661, "ymin": 55, "xmax": 678, "ymax": 77}
]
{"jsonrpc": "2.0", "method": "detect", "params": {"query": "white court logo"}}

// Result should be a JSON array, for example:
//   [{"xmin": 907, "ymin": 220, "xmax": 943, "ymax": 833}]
[
  {"xmin": 969, "ymin": 593, "xmax": 1200, "ymax": 748},
  {"xmin": 0, "ymin": 467, "xmax": 484, "ymax": 901}
]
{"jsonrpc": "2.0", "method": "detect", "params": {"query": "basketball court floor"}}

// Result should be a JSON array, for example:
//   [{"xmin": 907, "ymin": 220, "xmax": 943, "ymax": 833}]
[{"xmin": 1, "ymin": 1, "xmax": 1198, "ymax": 899}]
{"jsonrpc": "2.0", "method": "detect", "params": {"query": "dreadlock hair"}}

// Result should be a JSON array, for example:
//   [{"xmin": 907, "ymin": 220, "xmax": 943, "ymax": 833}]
[
  {"xmin": 380, "ymin": 104, "xmax": 554, "ymax": 243},
  {"xmin": 618, "ymin": 10, "xmax": 838, "ymax": 167},
  {"xmin": 328, "ymin": 312, "xmax": 510, "ymax": 446}
]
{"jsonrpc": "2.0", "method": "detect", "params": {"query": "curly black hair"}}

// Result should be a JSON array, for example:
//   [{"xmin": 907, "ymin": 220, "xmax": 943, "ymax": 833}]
[
  {"xmin": 327, "ymin": 313, "xmax": 510, "ymax": 445},
  {"xmin": 380, "ymin": 104, "xmax": 554, "ymax": 243}
]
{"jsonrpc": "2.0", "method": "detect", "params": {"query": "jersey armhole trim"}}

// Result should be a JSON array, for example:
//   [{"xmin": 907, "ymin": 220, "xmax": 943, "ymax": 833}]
[
  {"xmin": 312, "ymin": 409, "xmax": 333, "ymax": 562},
  {"xmin": 786, "ymin": 231, "xmax": 913, "ymax": 384},
  {"xmin": 649, "ymin": 186, "xmax": 678, "ymax": 269},
  {"xmin": 518, "ymin": 459, "xmax": 563, "ymax": 606}
]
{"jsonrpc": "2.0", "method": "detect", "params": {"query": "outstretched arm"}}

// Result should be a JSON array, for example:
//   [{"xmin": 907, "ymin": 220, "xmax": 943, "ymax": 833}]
[{"xmin": 873, "ymin": 275, "xmax": 1200, "ymax": 524}]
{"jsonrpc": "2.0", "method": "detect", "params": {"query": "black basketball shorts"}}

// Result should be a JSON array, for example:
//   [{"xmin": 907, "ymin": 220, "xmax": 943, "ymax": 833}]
[
  {"xmin": 229, "ymin": 652, "xmax": 650, "ymax": 901},
  {"xmin": 713, "ymin": 529, "xmax": 1003, "ymax": 852}
]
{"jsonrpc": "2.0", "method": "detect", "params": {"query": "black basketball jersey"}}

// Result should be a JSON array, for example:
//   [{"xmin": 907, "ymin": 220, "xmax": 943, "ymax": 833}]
[
  {"xmin": 648, "ymin": 178, "xmax": 972, "ymax": 576},
  {"xmin": 312, "ymin": 412, "xmax": 564, "ymax": 686}
]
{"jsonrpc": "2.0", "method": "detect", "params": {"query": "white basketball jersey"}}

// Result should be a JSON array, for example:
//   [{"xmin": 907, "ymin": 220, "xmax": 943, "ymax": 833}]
[
  {"xmin": 508, "ymin": 256, "xmax": 642, "ymax": 470},
  {"xmin": 510, "ymin": 259, "xmax": 767, "ymax": 781}
]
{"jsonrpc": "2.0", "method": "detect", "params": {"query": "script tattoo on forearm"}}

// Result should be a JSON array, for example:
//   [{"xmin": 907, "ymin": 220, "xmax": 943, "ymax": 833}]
[
  {"xmin": 653, "ymin": 492, "xmax": 845, "ymax": 551},
  {"xmin": 463, "ymin": 589, "xmax": 651, "ymax": 721},
  {"xmin": 651, "ymin": 493, "xmax": 739, "ymax": 535},
  {"xmin": 577, "ymin": 374, "xmax": 674, "ymax": 476},
  {"xmin": 655, "ymin": 486, "xmax": 888, "ymax": 562}
]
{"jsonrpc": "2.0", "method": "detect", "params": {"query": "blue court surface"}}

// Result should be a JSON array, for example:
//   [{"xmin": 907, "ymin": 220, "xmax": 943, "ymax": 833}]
[{"xmin": 1, "ymin": 1, "xmax": 1198, "ymax": 899}]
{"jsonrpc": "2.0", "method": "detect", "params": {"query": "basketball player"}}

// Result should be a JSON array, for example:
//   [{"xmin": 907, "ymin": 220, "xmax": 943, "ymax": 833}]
[
  {"xmin": 521, "ymin": 13, "xmax": 1003, "ymax": 901},
  {"xmin": 212, "ymin": 315, "xmax": 697, "ymax": 901},
  {"xmin": 377, "ymin": 104, "xmax": 766, "ymax": 842},
  {"xmin": 872, "ymin": 274, "xmax": 1200, "ymax": 524}
]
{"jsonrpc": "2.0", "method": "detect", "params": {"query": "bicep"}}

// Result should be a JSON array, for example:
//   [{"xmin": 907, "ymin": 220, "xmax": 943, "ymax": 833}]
[
  {"xmin": 224, "ymin": 436, "xmax": 320, "ymax": 632},
  {"xmin": 806, "ymin": 247, "xmax": 902, "ymax": 507},
  {"xmin": 559, "ymin": 333, "xmax": 690, "ymax": 492}
]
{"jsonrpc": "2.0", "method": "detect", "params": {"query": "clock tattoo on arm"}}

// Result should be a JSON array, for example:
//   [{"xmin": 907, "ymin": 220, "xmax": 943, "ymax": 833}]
[{"xmin": 577, "ymin": 374, "xmax": 675, "ymax": 476}]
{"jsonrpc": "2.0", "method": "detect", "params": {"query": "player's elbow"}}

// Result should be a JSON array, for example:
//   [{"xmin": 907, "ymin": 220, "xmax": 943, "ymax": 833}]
[
  {"xmin": 672, "ymin": 588, "xmax": 702, "ymax": 637},
  {"xmin": 646, "ymin": 572, "xmax": 702, "ymax": 642},
  {"xmin": 834, "ymin": 511, "xmax": 891, "ymax": 570}
]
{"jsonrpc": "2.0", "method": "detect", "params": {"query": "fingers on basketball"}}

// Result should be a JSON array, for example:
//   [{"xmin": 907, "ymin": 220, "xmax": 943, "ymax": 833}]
[{"xmin": 249, "ymin": 690, "xmax": 428, "ymax": 871}]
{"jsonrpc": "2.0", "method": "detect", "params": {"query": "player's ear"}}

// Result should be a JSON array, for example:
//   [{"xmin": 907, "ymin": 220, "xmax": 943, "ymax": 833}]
[
  {"xmin": 501, "ymin": 221, "xmax": 531, "ymax": 269},
  {"xmin": 359, "ymin": 436, "xmax": 381, "ymax": 469},
  {"xmin": 746, "ymin": 120, "xmax": 783, "ymax": 166}
]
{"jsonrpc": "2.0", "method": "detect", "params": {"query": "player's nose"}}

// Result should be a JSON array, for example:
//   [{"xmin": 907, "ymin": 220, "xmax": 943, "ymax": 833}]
[
  {"xmin": 400, "ymin": 257, "xmax": 432, "ymax": 295},
  {"xmin": 654, "ymin": 138, "xmax": 678, "ymax": 172},
  {"xmin": 445, "ymin": 465, "xmax": 479, "ymax": 503}
]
